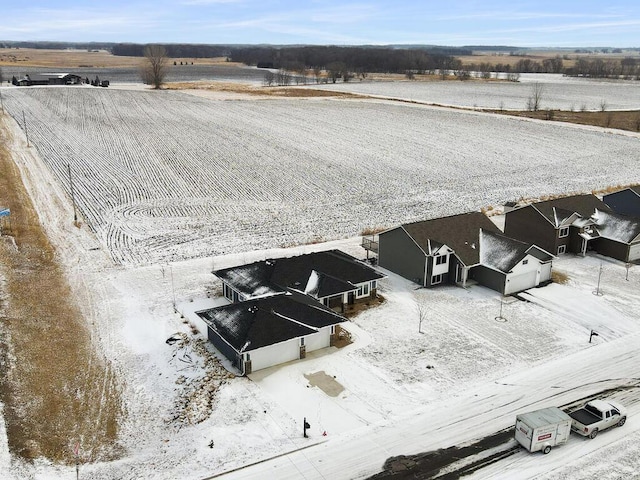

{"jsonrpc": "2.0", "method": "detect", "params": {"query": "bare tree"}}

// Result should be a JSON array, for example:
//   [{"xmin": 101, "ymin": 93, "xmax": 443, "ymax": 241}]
[
  {"xmin": 141, "ymin": 45, "xmax": 168, "ymax": 89},
  {"xmin": 526, "ymin": 82, "xmax": 544, "ymax": 111},
  {"xmin": 415, "ymin": 298, "xmax": 428, "ymax": 334}
]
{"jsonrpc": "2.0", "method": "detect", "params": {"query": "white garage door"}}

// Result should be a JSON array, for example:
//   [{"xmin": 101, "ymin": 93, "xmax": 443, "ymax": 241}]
[
  {"xmin": 505, "ymin": 270, "xmax": 538, "ymax": 295},
  {"xmin": 630, "ymin": 243, "xmax": 640, "ymax": 262}
]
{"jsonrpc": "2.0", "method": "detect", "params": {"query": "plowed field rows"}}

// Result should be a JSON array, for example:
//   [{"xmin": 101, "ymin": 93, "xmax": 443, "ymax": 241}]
[{"xmin": 3, "ymin": 87, "xmax": 640, "ymax": 265}]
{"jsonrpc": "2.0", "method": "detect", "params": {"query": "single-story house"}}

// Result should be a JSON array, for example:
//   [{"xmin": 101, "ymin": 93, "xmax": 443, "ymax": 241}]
[
  {"xmin": 213, "ymin": 249, "xmax": 385, "ymax": 312},
  {"xmin": 503, "ymin": 194, "xmax": 611, "ymax": 257},
  {"xmin": 376, "ymin": 212, "xmax": 553, "ymax": 294},
  {"xmin": 603, "ymin": 186, "xmax": 640, "ymax": 218},
  {"xmin": 196, "ymin": 291, "xmax": 347, "ymax": 374}
]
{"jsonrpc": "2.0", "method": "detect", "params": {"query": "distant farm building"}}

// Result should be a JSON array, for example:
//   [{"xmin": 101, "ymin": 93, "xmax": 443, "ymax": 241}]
[{"xmin": 17, "ymin": 73, "xmax": 83, "ymax": 86}]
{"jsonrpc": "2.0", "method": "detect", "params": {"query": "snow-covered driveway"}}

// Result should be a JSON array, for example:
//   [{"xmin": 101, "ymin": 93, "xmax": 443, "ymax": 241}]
[{"xmin": 215, "ymin": 331, "xmax": 640, "ymax": 480}]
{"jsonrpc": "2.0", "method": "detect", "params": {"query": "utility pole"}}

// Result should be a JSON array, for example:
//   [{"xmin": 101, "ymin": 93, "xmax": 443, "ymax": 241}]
[
  {"xmin": 22, "ymin": 110, "xmax": 29, "ymax": 147},
  {"xmin": 68, "ymin": 164, "xmax": 77, "ymax": 223},
  {"xmin": 593, "ymin": 262, "xmax": 604, "ymax": 296}
]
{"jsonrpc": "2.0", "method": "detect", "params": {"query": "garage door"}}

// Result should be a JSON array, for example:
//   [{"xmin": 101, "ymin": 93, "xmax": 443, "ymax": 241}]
[
  {"xmin": 630, "ymin": 242, "xmax": 640, "ymax": 262},
  {"xmin": 505, "ymin": 270, "xmax": 538, "ymax": 295}
]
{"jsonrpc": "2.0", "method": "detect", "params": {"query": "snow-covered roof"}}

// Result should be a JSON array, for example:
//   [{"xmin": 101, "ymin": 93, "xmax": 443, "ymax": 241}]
[
  {"xmin": 196, "ymin": 291, "xmax": 346, "ymax": 352},
  {"xmin": 592, "ymin": 209, "xmax": 640, "ymax": 244},
  {"xmin": 400, "ymin": 212, "xmax": 502, "ymax": 266},
  {"xmin": 213, "ymin": 249, "xmax": 384, "ymax": 299},
  {"xmin": 479, "ymin": 230, "xmax": 552, "ymax": 273},
  {"xmin": 524, "ymin": 194, "xmax": 612, "ymax": 228}
]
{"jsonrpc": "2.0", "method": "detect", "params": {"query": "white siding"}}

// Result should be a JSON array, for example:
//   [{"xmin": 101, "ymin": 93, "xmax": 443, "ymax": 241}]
[
  {"xmin": 629, "ymin": 243, "xmax": 640, "ymax": 262},
  {"xmin": 540, "ymin": 262, "xmax": 552, "ymax": 282},
  {"xmin": 248, "ymin": 339, "xmax": 300, "ymax": 372},
  {"xmin": 504, "ymin": 254, "xmax": 547, "ymax": 295},
  {"xmin": 305, "ymin": 327, "xmax": 331, "ymax": 353},
  {"xmin": 247, "ymin": 328, "xmax": 333, "ymax": 372}
]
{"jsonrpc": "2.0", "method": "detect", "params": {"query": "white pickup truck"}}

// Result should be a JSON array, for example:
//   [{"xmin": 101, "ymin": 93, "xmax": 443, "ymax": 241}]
[{"xmin": 568, "ymin": 399, "xmax": 627, "ymax": 439}]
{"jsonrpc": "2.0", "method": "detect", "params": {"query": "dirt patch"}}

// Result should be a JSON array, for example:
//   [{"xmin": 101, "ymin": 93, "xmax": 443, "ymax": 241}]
[
  {"xmin": 304, "ymin": 371, "xmax": 344, "ymax": 397},
  {"xmin": 0, "ymin": 115, "xmax": 123, "ymax": 464},
  {"xmin": 0, "ymin": 48, "xmax": 234, "ymax": 68},
  {"xmin": 491, "ymin": 109, "xmax": 640, "ymax": 134},
  {"xmin": 165, "ymin": 81, "xmax": 362, "ymax": 98},
  {"xmin": 344, "ymin": 295, "xmax": 386, "ymax": 319}
]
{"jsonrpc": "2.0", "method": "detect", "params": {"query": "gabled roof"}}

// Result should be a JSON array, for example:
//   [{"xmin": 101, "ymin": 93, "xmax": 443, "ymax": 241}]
[
  {"xmin": 518, "ymin": 194, "xmax": 612, "ymax": 227},
  {"xmin": 593, "ymin": 209, "xmax": 640, "ymax": 244},
  {"xmin": 399, "ymin": 212, "xmax": 502, "ymax": 266},
  {"xmin": 604, "ymin": 186, "xmax": 640, "ymax": 199},
  {"xmin": 196, "ymin": 291, "xmax": 346, "ymax": 352},
  {"xmin": 214, "ymin": 249, "xmax": 385, "ymax": 299},
  {"xmin": 480, "ymin": 230, "xmax": 553, "ymax": 273}
]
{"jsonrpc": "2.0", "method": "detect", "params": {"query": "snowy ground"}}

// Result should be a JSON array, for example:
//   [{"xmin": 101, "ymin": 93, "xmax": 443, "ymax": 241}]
[
  {"xmin": 1, "ymin": 85, "xmax": 640, "ymax": 479},
  {"xmin": 307, "ymin": 73, "xmax": 640, "ymax": 111},
  {"xmin": 1, "ymin": 87, "xmax": 639, "ymax": 266}
]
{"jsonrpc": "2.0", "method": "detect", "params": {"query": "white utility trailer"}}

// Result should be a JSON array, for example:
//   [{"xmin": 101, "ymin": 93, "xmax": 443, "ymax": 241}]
[{"xmin": 515, "ymin": 407, "xmax": 572, "ymax": 454}]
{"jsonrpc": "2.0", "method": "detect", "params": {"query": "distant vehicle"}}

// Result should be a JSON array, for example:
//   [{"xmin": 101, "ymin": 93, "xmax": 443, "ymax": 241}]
[
  {"xmin": 100, "ymin": 80, "xmax": 110, "ymax": 87},
  {"xmin": 515, "ymin": 407, "xmax": 572, "ymax": 454},
  {"xmin": 569, "ymin": 399, "xmax": 626, "ymax": 439}
]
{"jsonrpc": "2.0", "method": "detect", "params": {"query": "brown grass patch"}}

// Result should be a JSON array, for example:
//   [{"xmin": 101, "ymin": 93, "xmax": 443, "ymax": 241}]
[
  {"xmin": 361, "ymin": 226, "xmax": 387, "ymax": 236},
  {"xmin": 0, "ymin": 116, "xmax": 123, "ymax": 464},
  {"xmin": 0, "ymin": 48, "xmax": 234, "ymax": 68},
  {"xmin": 343, "ymin": 294, "xmax": 386, "ymax": 319},
  {"xmin": 166, "ymin": 81, "xmax": 360, "ymax": 98},
  {"xmin": 552, "ymin": 270, "xmax": 570, "ymax": 285},
  {"xmin": 491, "ymin": 109, "xmax": 640, "ymax": 133}
]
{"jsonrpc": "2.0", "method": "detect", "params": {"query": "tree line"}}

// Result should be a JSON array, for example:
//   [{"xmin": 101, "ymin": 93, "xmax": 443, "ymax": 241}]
[
  {"xmin": 465, "ymin": 56, "xmax": 640, "ymax": 79},
  {"xmin": 230, "ymin": 45, "xmax": 469, "ymax": 74},
  {"xmin": 112, "ymin": 43, "xmax": 228, "ymax": 58}
]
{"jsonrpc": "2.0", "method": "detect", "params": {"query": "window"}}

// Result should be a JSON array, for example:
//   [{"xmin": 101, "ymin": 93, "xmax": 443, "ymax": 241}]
[
  {"xmin": 223, "ymin": 284, "xmax": 234, "ymax": 301},
  {"xmin": 557, "ymin": 245, "xmax": 566, "ymax": 255},
  {"xmin": 371, "ymin": 280, "xmax": 377, "ymax": 290},
  {"xmin": 435, "ymin": 255, "xmax": 447, "ymax": 265},
  {"xmin": 522, "ymin": 259, "xmax": 529, "ymax": 265},
  {"xmin": 559, "ymin": 227, "xmax": 569, "ymax": 238},
  {"xmin": 431, "ymin": 274, "xmax": 442, "ymax": 285},
  {"xmin": 300, "ymin": 337, "xmax": 305, "ymax": 346},
  {"xmin": 356, "ymin": 283, "xmax": 370, "ymax": 298}
]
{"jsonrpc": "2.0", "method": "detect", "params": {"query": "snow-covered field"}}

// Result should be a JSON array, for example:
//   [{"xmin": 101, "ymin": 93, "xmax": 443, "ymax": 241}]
[
  {"xmin": 1, "ymin": 84, "xmax": 640, "ymax": 479},
  {"xmin": 308, "ymin": 73, "xmax": 640, "ymax": 111},
  {"xmin": 1, "ymin": 87, "xmax": 639, "ymax": 266}
]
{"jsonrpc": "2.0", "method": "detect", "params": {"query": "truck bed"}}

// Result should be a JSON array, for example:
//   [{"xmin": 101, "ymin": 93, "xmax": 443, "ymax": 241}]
[{"xmin": 569, "ymin": 409, "xmax": 600, "ymax": 426}]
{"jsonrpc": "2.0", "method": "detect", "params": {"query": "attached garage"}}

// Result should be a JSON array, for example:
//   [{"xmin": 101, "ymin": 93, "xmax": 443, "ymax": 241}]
[
  {"xmin": 504, "ymin": 270, "xmax": 538, "ymax": 295},
  {"xmin": 197, "ymin": 292, "xmax": 346, "ymax": 375}
]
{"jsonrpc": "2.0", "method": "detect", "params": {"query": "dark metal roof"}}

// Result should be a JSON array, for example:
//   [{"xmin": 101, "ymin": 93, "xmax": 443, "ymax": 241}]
[
  {"xmin": 213, "ymin": 249, "xmax": 385, "ymax": 298},
  {"xmin": 197, "ymin": 291, "xmax": 346, "ymax": 352},
  {"xmin": 399, "ymin": 212, "xmax": 502, "ymax": 266}
]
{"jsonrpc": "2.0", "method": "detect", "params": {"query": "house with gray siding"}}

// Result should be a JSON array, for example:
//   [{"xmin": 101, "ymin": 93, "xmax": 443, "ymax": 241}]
[
  {"xmin": 603, "ymin": 186, "xmax": 640, "ymax": 218},
  {"xmin": 504, "ymin": 194, "xmax": 640, "ymax": 262},
  {"xmin": 591, "ymin": 210, "xmax": 640, "ymax": 263},
  {"xmin": 503, "ymin": 194, "xmax": 610, "ymax": 257},
  {"xmin": 376, "ymin": 212, "xmax": 553, "ymax": 294}
]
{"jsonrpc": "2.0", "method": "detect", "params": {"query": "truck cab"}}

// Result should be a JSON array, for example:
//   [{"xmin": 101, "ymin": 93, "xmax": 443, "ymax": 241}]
[{"xmin": 569, "ymin": 399, "xmax": 626, "ymax": 439}]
